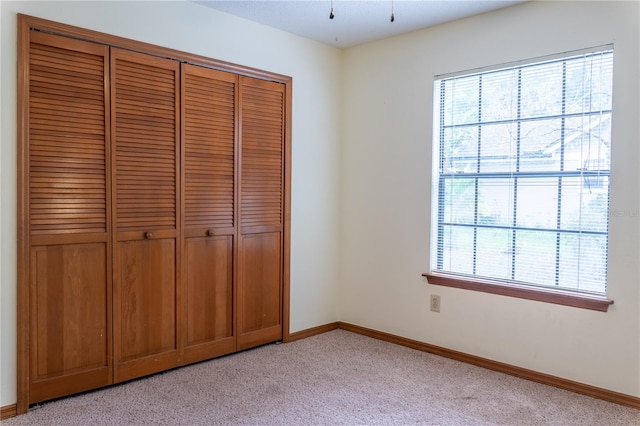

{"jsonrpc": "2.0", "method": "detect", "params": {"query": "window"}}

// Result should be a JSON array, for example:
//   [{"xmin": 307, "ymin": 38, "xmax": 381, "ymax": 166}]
[{"xmin": 429, "ymin": 47, "xmax": 614, "ymax": 309}]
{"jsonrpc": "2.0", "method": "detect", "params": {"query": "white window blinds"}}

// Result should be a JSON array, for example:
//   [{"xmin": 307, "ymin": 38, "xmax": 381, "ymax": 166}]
[{"xmin": 431, "ymin": 47, "xmax": 614, "ymax": 295}]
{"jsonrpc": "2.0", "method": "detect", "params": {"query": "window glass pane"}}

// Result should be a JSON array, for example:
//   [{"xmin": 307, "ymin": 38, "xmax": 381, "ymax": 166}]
[
  {"xmin": 513, "ymin": 230, "xmax": 556, "ymax": 285},
  {"xmin": 565, "ymin": 55, "xmax": 613, "ymax": 114},
  {"xmin": 480, "ymin": 69, "xmax": 518, "ymax": 122},
  {"xmin": 479, "ymin": 122, "xmax": 517, "ymax": 172},
  {"xmin": 443, "ymin": 178, "xmax": 476, "ymax": 224},
  {"xmin": 560, "ymin": 177, "xmax": 609, "ymax": 232},
  {"xmin": 475, "ymin": 228, "xmax": 512, "ymax": 280},
  {"xmin": 559, "ymin": 234, "xmax": 608, "ymax": 293},
  {"xmin": 477, "ymin": 178, "xmax": 513, "ymax": 226},
  {"xmin": 516, "ymin": 178, "xmax": 558, "ymax": 229},
  {"xmin": 439, "ymin": 225, "xmax": 474, "ymax": 274},
  {"xmin": 519, "ymin": 119, "xmax": 562, "ymax": 172},
  {"xmin": 442, "ymin": 126, "xmax": 478, "ymax": 173},
  {"xmin": 563, "ymin": 115, "xmax": 611, "ymax": 172},
  {"xmin": 443, "ymin": 76, "xmax": 478, "ymax": 126},
  {"xmin": 520, "ymin": 61, "xmax": 563, "ymax": 119}
]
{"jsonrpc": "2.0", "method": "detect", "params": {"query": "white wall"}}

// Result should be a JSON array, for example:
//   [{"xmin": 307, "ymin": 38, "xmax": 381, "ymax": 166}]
[
  {"xmin": 0, "ymin": 0, "xmax": 342, "ymax": 407},
  {"xmin": 340, "ymin": 0, "xmax": 639, "ymax": 397}
]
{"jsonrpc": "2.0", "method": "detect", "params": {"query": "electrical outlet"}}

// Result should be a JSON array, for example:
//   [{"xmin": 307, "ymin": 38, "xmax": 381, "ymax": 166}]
[{"xmin": 430, "ymin": 294, "xmax": 441, "ymax": 313}]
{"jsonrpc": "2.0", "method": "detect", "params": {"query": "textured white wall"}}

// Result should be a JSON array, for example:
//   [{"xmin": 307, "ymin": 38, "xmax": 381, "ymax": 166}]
[
  {"xmin": 339, "ymin": 0, "xmax": 639, "ymax": 397},
  {"xmin": 0, "ymin": 0, "xmax": 342, "ymax": 406}
]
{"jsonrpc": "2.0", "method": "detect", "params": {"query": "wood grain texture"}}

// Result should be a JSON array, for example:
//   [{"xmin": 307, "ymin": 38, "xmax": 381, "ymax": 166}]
[
  {"xmin": 112, "ymin": 49, "xmax": 179, "ymax": 233},
  {"xmin": 185, "ymin": 236, "xmax": 233, "ymax": 344},
  {"xmin": 30, "ymin": 244, "xmax": 109, "ymax": 379},
  {"xmin": 237, "ymin": 77, "xmax": 286, "ymax": 351},
  {"xmin": 237, "ymin": 232, "xmax": 282, "ymax": 350},
  {"xmin": 239, "ymin": 78, "xmax": 284, "ymax": 230},
  {"xmin": 423, "ymin": 273, "xmax": 613, "ymax": 312},
  {"xmin": 18, "ymin": 14, "xmax": 292, "ymax": 412},
  {"xmin": 111, "ymin": 49, "xmax": 180, "ymax": 383},
  {"xmin": 29, "ymin": 243, "xmax": 111, "ymax": 403},
  {"xmin": 21, "ymin": 29, "xmax": 112, "ymax": 406},
  {"xmin": 116, "ymin": 240, "xmax": 176, "ymax": 360},
  {"xmin": 287, "ymin": 323, "xmax": 340, "ymax": 343},
  {"xmin": 17, "ymin": 16, "xmax": 30, "ymax": 415},
  {"xmin": 112, "ymin": 245, "xmax": 179, "ymax": 380},
  {"xmin": 183, "ymin": 65, "xmax": 237, "ymax": 232},
  {"xmin": 183, "ymin": 236, "xmax": 235, "ymax": 363},
  {"xmin": 0, "ymin": 404, "xmax": 17, "ymax": 420},
  {"xmin": 181, "ymin": 64, "xmax": 238, "ymax": 363},
  {"xmin": 281, "ymin": 80, "xmax": 292, "ymax": 344},
  {"xmin": 18, "ymin": 14, "xmax": 292, "ymax": 84},
  {"xmin": 28, "ymin": 32, "xmax": 109, "ymax": 235}
]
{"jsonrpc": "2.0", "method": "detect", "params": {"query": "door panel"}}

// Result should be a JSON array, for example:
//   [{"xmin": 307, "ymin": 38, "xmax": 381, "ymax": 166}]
[
  {"xmin": 29, "ymin": 243, "xmax": 110, "ymax": 403},
  {"xmin": 25, "ymin": 31, "xmax": 111, "ymax": 404},
  {"xmin": 116, "ymin": 240, "xmax": 176, "ymax": 358},
  {"xmin": 182, "ymin": 64, "xmax": 237, "ymax": 363},
  {"xmin": 114, "ymin": 238, "xmax": 178, "ymax": 382},
  {"xmin": 111, "ymin": 48, "xmax": 180, "ymax": 382},
  {"xmin": 113, "ymin": 239, "xmax": 177, "ymax": 382},
  {"xmin": 237, "ymin": 76, "xmax": 285, "ymax": 350},
  {"xmin": 184, "ymin": 236, "xmax": 235, "ymax": 363},
  {"xmin": 237, "ymin": 232, "xmax": 282, "ymax": 350}
]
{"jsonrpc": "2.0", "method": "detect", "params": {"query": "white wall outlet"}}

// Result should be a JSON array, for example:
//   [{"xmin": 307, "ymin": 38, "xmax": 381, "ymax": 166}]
[{"xmin": 430, "ymin": 294, "xmax": 441, "ymax": 313}]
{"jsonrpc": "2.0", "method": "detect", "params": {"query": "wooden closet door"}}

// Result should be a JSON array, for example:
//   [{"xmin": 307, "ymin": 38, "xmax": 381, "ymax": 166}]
[
  {"xmin": 111, "ymin": 49, "xmax": 181, "ymax": 382},
  {"xmin": 237, "ymin": 77, "xmax": 285, "ymax": 350},
  {"xmin": 23, "ymin": 31, "xmax": 112, "ymax": 404},
  {"xmin": 181, "ymin": 64, "xmax": 237, "ymax": 364}
]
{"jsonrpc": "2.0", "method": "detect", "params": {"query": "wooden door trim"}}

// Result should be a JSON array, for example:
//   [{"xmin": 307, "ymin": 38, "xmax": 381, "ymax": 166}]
[
  {"xmin": 17, "ymin": 15, "xmax": 31, "ymax": 416},
  {"xmin": 281, "ymin": 75, "xmax": 292, "ymax": 344},
  {"xmin": 233, "ymin": 71, "xmax": 241, "ymax": 353}
]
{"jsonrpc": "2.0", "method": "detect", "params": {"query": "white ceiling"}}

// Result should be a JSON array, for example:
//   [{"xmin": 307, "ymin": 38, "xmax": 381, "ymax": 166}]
[{"xmin": 195, "ymin": 0, "xmax": 527, "ymax": 48}]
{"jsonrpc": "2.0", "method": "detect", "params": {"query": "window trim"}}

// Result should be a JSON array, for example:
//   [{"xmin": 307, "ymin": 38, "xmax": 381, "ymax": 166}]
[{"xmin": 422, "ymin": 273, "xmax": 613, "ymax": 312}]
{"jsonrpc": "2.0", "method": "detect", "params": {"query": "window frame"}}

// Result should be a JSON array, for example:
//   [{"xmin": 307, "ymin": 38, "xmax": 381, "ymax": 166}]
[{"xmin": 427, "ymin": 47, "xmax": 614, "ymax": 312}]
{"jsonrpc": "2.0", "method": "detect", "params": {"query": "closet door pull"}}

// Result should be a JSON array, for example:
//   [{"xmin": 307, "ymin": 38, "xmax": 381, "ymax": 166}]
[
  {"xmin": 144, "ymin": 231, "xmax": 154, "ymax": 239},
  {"xmin": 206, "ymin": 229, "xmax": 215, "ymax": 237}
]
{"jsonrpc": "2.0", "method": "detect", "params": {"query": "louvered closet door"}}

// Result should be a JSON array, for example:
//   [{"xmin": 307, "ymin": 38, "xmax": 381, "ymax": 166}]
[
  {"xmin": 181, "ymin": 64, "xmax": 237, "ymax": 364},
  {"xmin": 25, "ymin": 32, "xmax": 112, "ymax": 404},
  {"xmin": 237, "ymin": 77, "xmax": 285, "ymax": 351},
  {"xmin": 111, "ymin": 49, "xmax": 180, "ymax": 382}
]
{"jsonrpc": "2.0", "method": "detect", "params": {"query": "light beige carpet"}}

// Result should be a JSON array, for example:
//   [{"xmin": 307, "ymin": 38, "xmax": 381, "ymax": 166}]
[{"xmin": 4, "ymin": 330, "xmax": 639, "ymax": 425}]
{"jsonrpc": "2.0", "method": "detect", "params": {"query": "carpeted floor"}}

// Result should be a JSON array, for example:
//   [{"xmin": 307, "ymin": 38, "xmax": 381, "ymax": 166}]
[{"xmin": 4, "ymin": 330, "xmax": 639, "ymax": 425}]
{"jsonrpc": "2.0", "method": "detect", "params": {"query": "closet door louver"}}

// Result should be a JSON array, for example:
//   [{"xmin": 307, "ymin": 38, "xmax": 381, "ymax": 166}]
[
  {"xmin": 111, "ymin": 49, "xmax": 181, "ymax": 382},
  {"xmin": 237, "ymin": 77, "xmax": 285, "ymax": 350},
  {"xmin": 25, "ymin": 31, "xmax": 112, "ymax": 404},
  {"xmin": 182, "ymin": 64, "xmax": 237, "ymax": 363}
]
